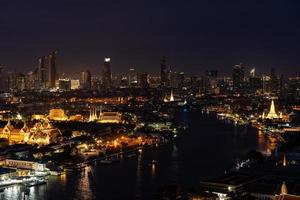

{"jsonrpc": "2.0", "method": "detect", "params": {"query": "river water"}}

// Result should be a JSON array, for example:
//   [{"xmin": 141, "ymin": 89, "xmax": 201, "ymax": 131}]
[{"xmin": 0, "ymin": 110, "xmax": 268, "ymax": 200}]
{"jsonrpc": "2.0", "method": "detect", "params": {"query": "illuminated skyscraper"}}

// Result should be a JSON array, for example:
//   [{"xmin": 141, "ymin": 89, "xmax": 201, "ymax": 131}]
[
  {"xmin": 102, "ymin": 58, "xmax": 112, "ymax": 89},
  {"xmin": 80, "ymin": 70, "xmax": 92, "ymax": 89},
  {"xmin": 48, "ymin": 51, "xmax": 57, "ymax": 88},
  {"xmin": 38, "ymin": 57, "xmax": 47, "ymax": 88},
  {"xmin": 128, "ymin": 68, "xmax": 137, "ymax": 87}
]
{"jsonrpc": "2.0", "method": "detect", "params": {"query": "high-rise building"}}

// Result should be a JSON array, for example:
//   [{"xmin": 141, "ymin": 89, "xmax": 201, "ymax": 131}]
[
  {"xmin": 178, "ymin": 72, "xmax": 185, "ymax": 88},
  {"xmin": 48, "ymin": 51, "xmax": 57, "ymax": 88},
  {"xmin": 38, "ymin": 57, "xmax": 47, "ymax": 88},
  {"xmin": 71, "ymin": 79, "xmax": 80, "ymax": 90},
  {"xmin": 102, "ymin": 58, "xmax": 112, "ymax": 89},
  {"xmin": 26, "ymin": 71, "xmax": 36, "ymax": 90},
  {"xmin": 160, "ymin": 56, "xmax": 168, "ymax": 87},
  {"xmin": 16, "ymin": 73, "xmax": 26, "ymax": 91},
  {"xmin": 128, "ymin": 68, "xmax": 137, "ymax": 87},
  {"xmin": 0, "ymin": 65, "xmax": 10, "ymax": 92},
  {"xmin": 232, "ymin": 63, "xmax": 245, "ymax": 91},
  {"xmin": 138, "ymin": 73, "xmax": 149, "ymax": 88},
  {"xmin": 58, "ymin": 79, "xmax": 71, "ymax": 91},
  {"xmin": 80, "ymin": 70, "xmax": 92, "ymax": 89},
  {"xmin": 270, "ymin": 68, "xmax": 279, "ymax": 92},
  {"xmin": 204, "ymin": 70, "xmax": 218, "ymax": 94}
]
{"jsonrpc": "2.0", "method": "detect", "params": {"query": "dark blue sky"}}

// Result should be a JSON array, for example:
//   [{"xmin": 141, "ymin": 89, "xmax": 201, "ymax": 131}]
[{"xmin": 1, "ymin": 0, "xmax": 300, "ymax": 76}]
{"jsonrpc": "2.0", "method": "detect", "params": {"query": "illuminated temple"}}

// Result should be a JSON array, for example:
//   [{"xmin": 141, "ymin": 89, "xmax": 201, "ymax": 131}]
[
  {"xmin": 163, "ymin": 90, "xmax": 175, "ymax": 102},
  {"xmin": 0, "ymin": 120, "xmax": 62, "ymax": 146},
  {"xmin": 88, "ymin": 107, "xmax": 122, "ymax": 123},
  {"xmin": 266, "ymin": 99, "xmax": 279, "ymax": 119}
]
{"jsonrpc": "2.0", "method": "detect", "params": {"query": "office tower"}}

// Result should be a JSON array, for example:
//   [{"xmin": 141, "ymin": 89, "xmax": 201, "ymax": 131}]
[
  {"xmin": 204, "ymin": 70, "xmax": 218, "ymax": 94},
  {"xmin": 270, "ymin": 68, "xmax": 279, "ymax": 92},
  {"xmin": 249, "ymin": 76, "xmax": 262, "ymax": 93},
  {"xmin": 0, "ymin": 65, "xmax": 10, "ymax": 92},
  {"xmin": 178, "ymin": 72, "xmax": 185, "ymax": 88},
  {"xmin": 71, "ymin": 79, "xmax": 80, "ymax": 90},
  {"xmin": 37, "ymin": 57, "xmax": 48, "ymax": 89},
  {"xmin": 58, "ymin": 79, "xmax": 71, "ymax": 91},
  {"xmin": 170, "ymin": 71, "xmax": 178, "ymax": 88},
  {"xmin": 15, "ymin": 73, "xmax": 26, "ymax": 91},
  {"xmin": 138, "ymin": 73, "xmax": 149, "ymax": 88},
  {"xmin": 128, "ymin": 68, "xmax": 137, "ymax": 87},
  {"xmin": 250, "ymin": 68, "xmax": 255, "ymax": 78},
  {"xmin": 26, "ymin": 71, "xmax": 36, "ymax": 90},
  {"xmin": 262, "ymin": 75, "xmax": 271, "ymax": 94},
  {"xmin": 80, "ymin": 70, "xmax": 92, "ymax": 89},
  {"xmin": 160, "ymin": 56, "xmax": 168, "ymax": 87},
  {"xmin": 102, "ymin": 58, "xmax": 112, "ymax": 89},
  {"xmin": 232, "ymin": 63, "xmax": 245, "ymax": 91},
  {"xmin": 48, "ymin": 51, "xmax": 57, "ymax": 88}
]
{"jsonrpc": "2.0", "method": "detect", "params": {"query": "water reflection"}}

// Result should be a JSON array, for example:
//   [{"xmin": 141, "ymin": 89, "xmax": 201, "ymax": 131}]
[
  {"xmin": 135, "ymin": 153, "xmax": 142, "ymax": 199},
  {"xmin": 74, "ymin": 167, "xmax": 93, "ymax": 200},
  {"xmin": 0, "ymin": 111, "xmax": 270, "ymax": 200},
  {"xmin": 170, "ymin": 144, "xmax": 179, "ymax": 183}
]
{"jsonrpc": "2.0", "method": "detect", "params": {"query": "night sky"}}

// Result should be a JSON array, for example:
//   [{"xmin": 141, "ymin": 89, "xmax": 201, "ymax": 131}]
[{"xmin": 1, "ymin": 0, "xmax": 300, "ymax": 76}]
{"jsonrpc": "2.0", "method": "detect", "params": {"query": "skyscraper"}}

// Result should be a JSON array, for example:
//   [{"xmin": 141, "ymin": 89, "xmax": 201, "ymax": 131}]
[
  {"xmin": 38, "ymin": 57, "xmax": 47, "ymax": 88},
  {"xmin": 232, "ymin": 63, "xmax": 245, "ymax": 91},
  {"xmin": 48, "ymin": 51, "xmax": 57, "ymax": 88},
  {"xmin": 128, "ymin": 68, "xmax": 137, "ymax": 87},
  {"xmin": 80, "ymin": 70, "xmax": 92, "ymax": 89},
  {"xmin": 204, "ymin": 70, "xmax": 218, "ymax": 94},
  {"xmin": 138, "ymin": 73, "xmax": 149, "ymax": 88},
  {"xmin": 160, "ymin": 56, "xmax": 168, "ymax": 87},
  {"xmin": 270, "ymin": 68, "xmax": 279, "ymax": 92},
  {"xmin": 102, "ymin": 58, "xmax": 112, "ymax": 89}
]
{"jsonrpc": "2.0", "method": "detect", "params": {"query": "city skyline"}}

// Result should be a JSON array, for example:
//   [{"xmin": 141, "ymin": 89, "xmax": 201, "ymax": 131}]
[{"xmin": 1, "ymin": 0, "xmax": 300, "ymax": 76}]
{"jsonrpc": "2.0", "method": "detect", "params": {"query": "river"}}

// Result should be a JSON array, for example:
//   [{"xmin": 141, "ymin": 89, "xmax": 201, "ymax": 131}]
[{"xmin": 0, "ymin": 110, "xmax": 268, "ymax": 200}]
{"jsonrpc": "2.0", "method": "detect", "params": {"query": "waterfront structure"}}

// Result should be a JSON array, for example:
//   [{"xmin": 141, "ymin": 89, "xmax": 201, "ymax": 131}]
[
  {"xmin": 103, "ymin": 58, "xmax": 112, "ymax": 89},
  {"xmin": 274, "ymin": 182, "xmax": 300, "ymax": 200},
  {"xmin": 266, "ymin": 99, "xmax": 279, "ymax": 119},
  {"xmin": 0, "ymin": 121, "xmax": 61, "ymax": 146},
  {"xmin": 5, "ymin": 159, "xmax": 47, "ymax": 171}
]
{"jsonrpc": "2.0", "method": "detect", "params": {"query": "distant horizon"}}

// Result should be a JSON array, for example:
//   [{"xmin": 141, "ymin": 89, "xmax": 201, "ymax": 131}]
[
  {"xmin": 2, "ymin": 1, "xmax": 300, "ymax": 77},
  {"xmin": 1, "ymin": 56, "xmax": 298, "ymax": 78}
]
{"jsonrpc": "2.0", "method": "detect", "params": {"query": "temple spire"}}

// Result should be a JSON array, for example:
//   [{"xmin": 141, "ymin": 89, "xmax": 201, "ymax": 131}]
[
  {"xmin": 281, "ymin": 181, "xmax": 288, "ymax": 195},
  {"xmin": 267, "ymin": 99, "xmax": 279, "ymax": 119},
  {"xmin": 170, "ymin": 90, "xmax": 174, "ymax": 102}
]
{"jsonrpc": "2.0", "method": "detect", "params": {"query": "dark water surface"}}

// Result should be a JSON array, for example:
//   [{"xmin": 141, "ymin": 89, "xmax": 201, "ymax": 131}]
[{"xmin": 0, "ymin": 111, "xmax": 268, "ymax": 200}]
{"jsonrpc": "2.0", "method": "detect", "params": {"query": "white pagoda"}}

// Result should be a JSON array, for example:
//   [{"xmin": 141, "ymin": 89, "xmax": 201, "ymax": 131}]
[{"xmin": 266, "ymin": 99, "xmax": 279, "ymax": 119}]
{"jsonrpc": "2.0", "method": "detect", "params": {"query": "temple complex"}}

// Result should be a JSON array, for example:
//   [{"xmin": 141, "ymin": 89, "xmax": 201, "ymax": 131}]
[{"xmin": 0, "ymin": 120, "xmax": 62, "ymax": 146}]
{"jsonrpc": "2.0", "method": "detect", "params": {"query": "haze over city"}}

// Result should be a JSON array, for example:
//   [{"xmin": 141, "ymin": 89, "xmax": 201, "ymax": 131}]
[{"xmin": 1, "ymin": 0, "xmax": 300, "ymax": 75}]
